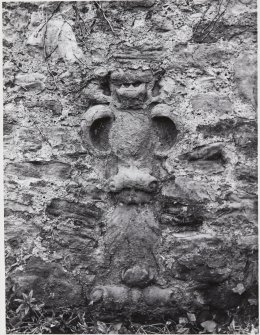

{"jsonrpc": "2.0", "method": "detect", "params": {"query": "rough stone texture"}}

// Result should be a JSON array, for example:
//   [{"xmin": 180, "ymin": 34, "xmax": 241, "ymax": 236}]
[{"xmin": 4, "ymin": 0, "xmax": 257, "ymax": 322}]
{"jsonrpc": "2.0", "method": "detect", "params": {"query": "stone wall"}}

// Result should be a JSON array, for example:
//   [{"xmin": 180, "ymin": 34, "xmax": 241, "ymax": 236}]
[{"xmin": 4, "ymin": 0, "xmax": 257, "ymax": 321}]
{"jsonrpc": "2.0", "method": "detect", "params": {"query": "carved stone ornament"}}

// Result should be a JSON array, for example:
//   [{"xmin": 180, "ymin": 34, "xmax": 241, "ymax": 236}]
[
  {"xmin": 80, "ymin": 68, "xmax": 184, "ymax": 315},
  {"xmin": 3, "ymin": 1, "xmax": 257, "ymax": 329}
]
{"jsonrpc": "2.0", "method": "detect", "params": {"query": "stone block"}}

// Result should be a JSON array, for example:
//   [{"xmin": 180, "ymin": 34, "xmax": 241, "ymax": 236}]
[
  {"xmin": 11, "ymin": 258, "xmax": 85, "ymax": 307},
  {"xmin": 15, "ymin": 73, "xmax": 46, "ymax": 91},
  {"xmin": 46, "ymin": 199, "xmax": 102, "ymax": 226},
  {"xmin": 5, "ymin": 161, "xmax": 71, "ymax": 180}
]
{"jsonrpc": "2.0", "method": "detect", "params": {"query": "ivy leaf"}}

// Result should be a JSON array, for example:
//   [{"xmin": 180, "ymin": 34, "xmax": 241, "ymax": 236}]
[
  {"xmin": 179, "ymin": 317, "xmax": 188, "ymax": 324},
  {"xmin": 176, "ymin": 325, "xmax": 190, "ymax": 334},
  {"xmin": 201, "ymin": 320, "xmax": 217, "ymax": 333},
  {"xmin": 248, "ymin": 299, "xmax": 257, "ymax": 305},
  {"xmin": 232, "ymin": 283, "xmax": 246, "ymax": 295},
  {"xmin": 109, "ymin": 322, "xmax": 122, "ymax": 334},
  {"xmin": 187, "ymin": 312, "xmax": 196, "ymax": 322},
  {"xmin": 16, "ymin": 304, "xmax": 23, "ymax": 313},
  {"xmin": 97, "ymin": 321, "xmax": 108, "ymax": 334}
]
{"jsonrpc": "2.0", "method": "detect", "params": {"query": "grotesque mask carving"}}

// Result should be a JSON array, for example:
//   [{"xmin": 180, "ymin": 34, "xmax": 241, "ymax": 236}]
[
  {"xmin": 110, "ymin": 69, "xmax": 154, "ymax": 109},
  {"xmin": 79, "ymin": 68, "xmax": 187, "ymax": 316}
]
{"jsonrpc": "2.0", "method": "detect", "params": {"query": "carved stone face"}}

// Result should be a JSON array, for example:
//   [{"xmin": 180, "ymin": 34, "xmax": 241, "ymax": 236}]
[
  {"xmin": 114, "ymin": 83, "xmax": 147, "ymax": 108},
  {"xmin": 110, "ymin": 69, "xmax": 153, "ymax": 109}
]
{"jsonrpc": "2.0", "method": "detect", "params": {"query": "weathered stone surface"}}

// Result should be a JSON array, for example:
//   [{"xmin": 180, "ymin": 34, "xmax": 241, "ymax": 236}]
[
  {"xmin": 5, "ymin": 161, "xmax": 71, "ymax": 180},
  {"xmin": 15, "ymin": 73, "xmax": 46, "ymax": 91},
  {"xmin": 197, "ymin": 119, "xmax": 257, "ymax": 158},
  {"xmin": 5, "ymin": 217, "xmax": 38, "ymax": 250},
  {"xmin": 16, "ymin": 128, "xmax": 43, "ymax": 152},
  {"xmin": 191, "ymin": 93, "xmax": 232, "ymax": 114},
  {"xmin": 46, "ymin": 198, "xmax": 102, "ymax": 223},
  {"xmin": 162, "ymin": 177, "xmax": 216, "ymax": 202},
  {"xmin": 27, "ymin": 99, "xmax": 63, "ymax": 116},
  {"xmin": 10, "ymin": 258, "xmax": 85, "ymax": 307},
  {"xmin": 234, "ymin": 52, "xmax": 257, "ymax": 106},
  {"xmin": 192, "ymin": 3, "xmax": 256, "ymax": 44},
  {"xmin": 161, "ymin": 232, "xmax": 257, "ymax": 308},
  {"xmin": 161, "ymin": 200, "xmax": 204, "ymax": 230},
  {"xmin": 121, "ymin": 0, "xmax": 156, "ymax": 9},
  {"xmin": 27, "ymin": 15, "xmax": 84, "ymax": 64},
  {"xmin": 3, "ymin": 114, "xmax": 17, "ymax": 136},
  {"xmin": 3, "ymin": 0, "xmax": 257, "ymax": 324}
]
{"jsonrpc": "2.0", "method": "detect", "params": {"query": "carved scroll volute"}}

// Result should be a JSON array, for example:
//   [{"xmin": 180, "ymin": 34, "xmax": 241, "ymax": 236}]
[
  {"xmin": 81, "ymin": 105, "xmax": 114, "ymax": 157},
  {"xmin": 151, "ymin": 104, "xmax": 178, "ymax": 158}
]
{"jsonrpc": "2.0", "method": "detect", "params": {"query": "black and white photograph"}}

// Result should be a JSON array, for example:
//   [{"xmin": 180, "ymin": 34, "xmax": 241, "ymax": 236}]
[{"xmin": 3, "ymin": 0, "xmax": 258, "ymax": 333}]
